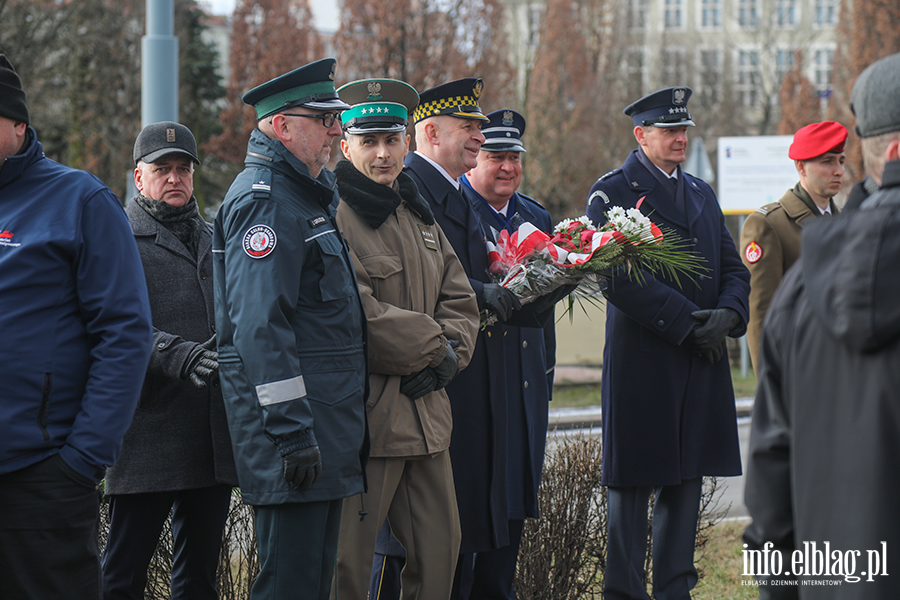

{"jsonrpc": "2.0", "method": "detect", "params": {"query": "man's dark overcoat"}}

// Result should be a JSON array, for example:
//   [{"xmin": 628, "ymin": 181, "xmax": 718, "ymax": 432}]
[
  {"xmin": 405, "ymin": 152, "xmax": 513, "ymax": 553},
  {"xmin": 585, "ymin": 149, "xmax": 750, "ymax": 487}
]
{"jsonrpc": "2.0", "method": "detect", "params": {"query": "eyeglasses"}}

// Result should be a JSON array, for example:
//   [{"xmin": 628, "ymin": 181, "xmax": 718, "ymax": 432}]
[{"xmin": 281, "ymin": 112, "xmax": 342, "ymax": 128}]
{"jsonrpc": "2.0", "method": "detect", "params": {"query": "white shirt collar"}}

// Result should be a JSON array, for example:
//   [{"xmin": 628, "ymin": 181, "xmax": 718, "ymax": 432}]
[
  {"xmin": 818, "ymin": 204, "xmax": 832, "ymax": 215},
  {"xmin": 655, "ymin": 163, "xmax": 678, "ymax": 180},
  {"xmin": 415, "ymin": 151, "xmax": 460, "ymax": 190}
]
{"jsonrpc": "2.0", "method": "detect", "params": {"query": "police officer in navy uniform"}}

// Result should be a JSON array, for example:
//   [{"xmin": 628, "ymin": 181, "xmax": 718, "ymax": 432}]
[
  {"xmin": 212, "ymin": 59, "xmax": 368, "ymax": 600},
  {"xmin": 585, "ymin": 87, "xmax": 750, "ymax": 600},
  {"xmin": 459, "ymin": 109, "xmax": 558, "ymax": 599},
  {"xmin": 404, "ymin": 81, "xmax": 566, "ymax": 599}
]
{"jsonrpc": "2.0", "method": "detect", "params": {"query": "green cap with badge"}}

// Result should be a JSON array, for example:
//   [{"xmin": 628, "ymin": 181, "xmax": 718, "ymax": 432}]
[
  {"xmin": 242, "ymin": 58, "xmax": 351, "ymax": 121},
  {"xmin": 337, "ymin": 79, "xmax": 419, "ymax": 134}
]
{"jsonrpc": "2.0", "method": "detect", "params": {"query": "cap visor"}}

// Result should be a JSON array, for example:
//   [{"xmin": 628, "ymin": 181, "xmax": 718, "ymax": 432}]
[
  {"xmin": 139, "ymin": 148, "xmax": 201, "ymax": 166},
  {"xmin": 481, "ymin": 142, "xmax": 526, "ymax": 153},
  {"xmin": 451, "ymin": 111, "xmax": 490, "ymax": 121},
  {"xmin": 303, "ymin": 98, "xmax": 352, "ymax": 110},
  {"xmin": 654, "ymin": 120, "xmax": 695, "ymax": 128}
]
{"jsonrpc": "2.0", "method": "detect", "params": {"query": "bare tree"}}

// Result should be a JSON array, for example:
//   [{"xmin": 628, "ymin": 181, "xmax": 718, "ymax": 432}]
[
  {"xmin": 333, "ymin": 0, "xmax": 515, "ymax": 111},
  {"xmin": 520, "ymin": 0, "xmax": 633, "ymax": 220},
  {"xmin": 206, "ymin": 0, "xmax": 324, "ymax": 165},
  {"xmin": 777, "ymin": 51, "xmax": 820, "ymax": 136},
  {"xmin": 830, "ymin": 0, "xmax": 900, "ymax": 185}
]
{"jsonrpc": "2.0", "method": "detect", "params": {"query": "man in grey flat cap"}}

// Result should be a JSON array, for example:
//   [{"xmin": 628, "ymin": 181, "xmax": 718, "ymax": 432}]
[
  {"xmin": 744, "ymin": 52, "xmax": 900, "ymax": 598},
  {"xmin": 102, "ymin": 121, "xmax": 238, "ymax": 600},
  {"xmin": 213, "ymin": 59, "xmax": 368, "ymax": 600}
]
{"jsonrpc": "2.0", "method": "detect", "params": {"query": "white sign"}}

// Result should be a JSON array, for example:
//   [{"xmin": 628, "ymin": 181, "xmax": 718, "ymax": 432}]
[{"xmin": 717, "ymin": 136, "xmax": 796, "ymax": 214}]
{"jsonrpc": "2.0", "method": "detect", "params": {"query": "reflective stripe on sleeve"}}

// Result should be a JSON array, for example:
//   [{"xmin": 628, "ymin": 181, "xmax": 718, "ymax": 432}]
[{"xmin": 256, "ymin": 375, "xmax": 307, "ymax": 406}]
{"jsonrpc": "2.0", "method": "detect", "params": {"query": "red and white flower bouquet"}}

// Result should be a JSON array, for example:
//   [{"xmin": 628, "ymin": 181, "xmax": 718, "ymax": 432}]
[{"xmin": 482, "ymin": 205, "xmax": 707, "ymax": 327}]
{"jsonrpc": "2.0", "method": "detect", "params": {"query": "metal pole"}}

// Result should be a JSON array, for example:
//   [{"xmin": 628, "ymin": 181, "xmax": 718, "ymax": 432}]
[{"xmin": 142, "ymin": 0, "xmax": 178, "ymax": 126}]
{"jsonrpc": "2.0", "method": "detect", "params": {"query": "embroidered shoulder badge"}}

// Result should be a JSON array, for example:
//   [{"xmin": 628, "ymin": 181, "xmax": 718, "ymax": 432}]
[
  {"xmin": 588, "ymin": 190, "xmax": 610, "ymax": 206},
  {"xmin": 745, "ymin": 240, "xmax": 763, "ymax": 264},
  {"xmin": 243, "ymin": 224, "xmax": 277, "ymax": 259}
]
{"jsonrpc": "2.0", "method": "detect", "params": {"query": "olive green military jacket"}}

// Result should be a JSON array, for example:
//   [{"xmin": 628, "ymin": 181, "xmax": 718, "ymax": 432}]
[{"xmin": 740, "ymin": 184, "xmax": 838, "ymax": 373}]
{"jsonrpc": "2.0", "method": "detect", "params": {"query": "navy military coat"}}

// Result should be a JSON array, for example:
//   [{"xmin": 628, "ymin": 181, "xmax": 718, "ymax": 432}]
[
  {"xmin": 405, "ymin": 152, "xmax": 514, "ymax": 553},
  {"xmin": 463, "ymin": 182, "xmax": 556, "ymax": 521},
  {"xmin": 585, "ymin": 149, "xmax": 750, "ymax": 487}
]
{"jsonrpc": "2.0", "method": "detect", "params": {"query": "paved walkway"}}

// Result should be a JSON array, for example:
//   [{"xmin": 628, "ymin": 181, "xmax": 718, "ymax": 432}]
[{"xmin": 550, "ymin": 365, "xmax": 754, "ymax": 429}]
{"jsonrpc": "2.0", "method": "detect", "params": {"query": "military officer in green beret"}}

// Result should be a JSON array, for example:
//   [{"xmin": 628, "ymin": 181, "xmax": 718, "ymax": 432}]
[{"xmin": 212, "ymin": 59, "xmax": 368, "ymax": 600}]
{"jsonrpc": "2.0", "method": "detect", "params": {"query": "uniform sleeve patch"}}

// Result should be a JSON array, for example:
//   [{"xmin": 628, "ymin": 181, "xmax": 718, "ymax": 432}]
[
  {"xmin": 243, "ymin": 224, "xmax": 277, "ymax": 259},
  {"xmin": 745, "ymin": 240, "xmax": 763, "ymax": 263},
  {"xmin": 588, "ymin": 190, "xmax": 611, "ymax": 206}
]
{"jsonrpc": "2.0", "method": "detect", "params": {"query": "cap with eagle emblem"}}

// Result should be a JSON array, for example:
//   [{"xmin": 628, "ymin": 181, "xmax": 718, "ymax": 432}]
[
  {"xmin": 480, "ymin": 109, "xmax": 527, "ymax": 153},
  {"xmin": 337, "ymin": 78, "xmax": 419, "ymax": 134},
  {"xmin": 624, "ymin": 87, "xmax": 696, "ymax": 128}
]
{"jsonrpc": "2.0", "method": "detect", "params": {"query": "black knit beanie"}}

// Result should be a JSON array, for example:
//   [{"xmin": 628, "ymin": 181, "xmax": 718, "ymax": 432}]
[{"xmin": 0, "ymin": 55, "xmax": 30, "ymax": 125}]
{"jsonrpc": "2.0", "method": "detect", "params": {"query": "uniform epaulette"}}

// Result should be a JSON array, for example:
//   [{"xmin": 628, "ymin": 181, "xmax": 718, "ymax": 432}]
[
  {"xmin": 517, "ymin": 192, "xmax": 548, "ymax": 211},
  {"xmin": 754, "ymin": 202, "xmax": 780, "ymax": 216},
  {"xmin": 598, "ymin": 168, "xmax": 620, "ymax": 182},
  {"xmin": 250, "ymin": 169, "xmax": 272, "ymax": 199}
]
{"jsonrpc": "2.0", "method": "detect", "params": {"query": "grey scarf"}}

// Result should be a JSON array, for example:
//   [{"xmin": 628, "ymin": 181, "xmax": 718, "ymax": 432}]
[{"xmin": 135, "ymin": 194, "xmax": 202, "ymax": 259}]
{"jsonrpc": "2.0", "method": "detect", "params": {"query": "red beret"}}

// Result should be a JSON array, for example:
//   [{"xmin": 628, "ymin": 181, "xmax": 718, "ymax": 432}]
[{"xmin": 789, "ymin": 121, "xmax": 848, "ymax": 160}]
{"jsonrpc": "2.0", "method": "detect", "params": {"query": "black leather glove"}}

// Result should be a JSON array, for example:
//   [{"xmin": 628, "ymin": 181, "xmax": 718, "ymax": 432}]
[
  {"xmin": 400, "ymin": 368, "xmax": 438, "ymax": 399},
  {"xmin": 684, "ymin": 308, "xmax": 741, "ymax": 354},
  {"xmin": 432, "ymin": 342, "xmax": 460, "ymax": 390},
  {"xmin": 282, "ymin": 446, "xmax": 321, "ymax": 490},
  {"xmin": 528, "ymin": 283, "xmax": 579, "ymax": 315},
  {"xmin": 276, "ymin": 432, "xmax": 321, "ymax": 490},
  {"xmin": 699, "ymin": 339, "xmax": 727, "ymax": 364},
  {"xmin": 181, "ymin": 341, "xmax": 218, "ymax": 388},
  {"xmin": 482, "ymin": 283, "xmax": 522, "ymax": 323}
]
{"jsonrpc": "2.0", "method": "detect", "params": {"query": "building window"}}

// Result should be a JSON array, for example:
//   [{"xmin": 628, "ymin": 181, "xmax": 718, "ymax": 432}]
[
  {"xmin": 737, "ymin": 50, "xmax": 760, "ymax": 107},
  {"xmin": 625, "ymin": 48, "xmax": 644, "ymax": 100},
  {"xmin": 699, "ymin": 49, "xmax": 723, "ymax": 105},
  {"xmin": 701, "ymin": 0, "xmax": 722, "ymax": 27},
  {"xmin": 815, "ymin": 0, "xmax": 838, "ymax": 25},
  {"xmin": 627, "ymin": 0, "xmax": 649, "ymax": 29},
  {"xmin": 527, "ymin": 4, "xmax": 544, "ymax": 48},
  {"xmin": 815, "ymin": 48, "xmax": 834, "ymax": 92},
  {"xmin": 774, "ymin": 0, "xmax": 797, "ymax": 26},
  {"xmin": 665, "ymin": 0, "xmax": 683, "ymax": 28},
  {"xmin": 661, "ymin": 48, "xmax": 687, "ymax": 86},
  {"xmin": 738, "ymin": 0, "xmax": 758, "ymax": 27},
  {"xmin": 775, "ymin": 49, "xmax": 795, "ymax": 90}
]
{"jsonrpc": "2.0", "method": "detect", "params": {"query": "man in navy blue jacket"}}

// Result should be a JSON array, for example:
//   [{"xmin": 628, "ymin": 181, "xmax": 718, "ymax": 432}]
[
  {"xmin": 0, "ymin": 54, "xmax": 153, "ymax": 599},
  {"xmin": 585, "ymin": 87, "xmax": 749, "ymax": 600},
  {"xmin": 459, "ymin": 109, "xmax": 557, "ymax": 599}
]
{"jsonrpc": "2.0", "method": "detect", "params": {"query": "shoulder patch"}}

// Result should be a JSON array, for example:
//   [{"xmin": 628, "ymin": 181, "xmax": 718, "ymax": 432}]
[
  {"xmin": 243, "ymin": 224, "xmax": 277, "ymax": 259},
  {"xmin": 588, "ymin": 189, "xmax": 611, "ymax": 207},
  {"xmin": 745, "ymin": 240, "xmax": 763, "ymax": 263}
]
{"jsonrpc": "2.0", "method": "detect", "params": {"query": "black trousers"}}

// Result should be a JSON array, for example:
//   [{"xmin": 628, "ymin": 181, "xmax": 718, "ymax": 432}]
[
  {"xmin": 454, "ymin": 519, "xmax": 526, "ymax": 600},
  {"xmin": 252, "ymin": 499, "xmax": 343, "ymax": 600},
  {"xmin": 101, "ymin": 485, "xmax": 233, "ymax": 600},
  {"xmin": 0, "ymin": 455, "xmax": 102, "ymax": 600},
  {"xmin": 603, "ymin": 477, "xmax": 702, "ymax": 600}
]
